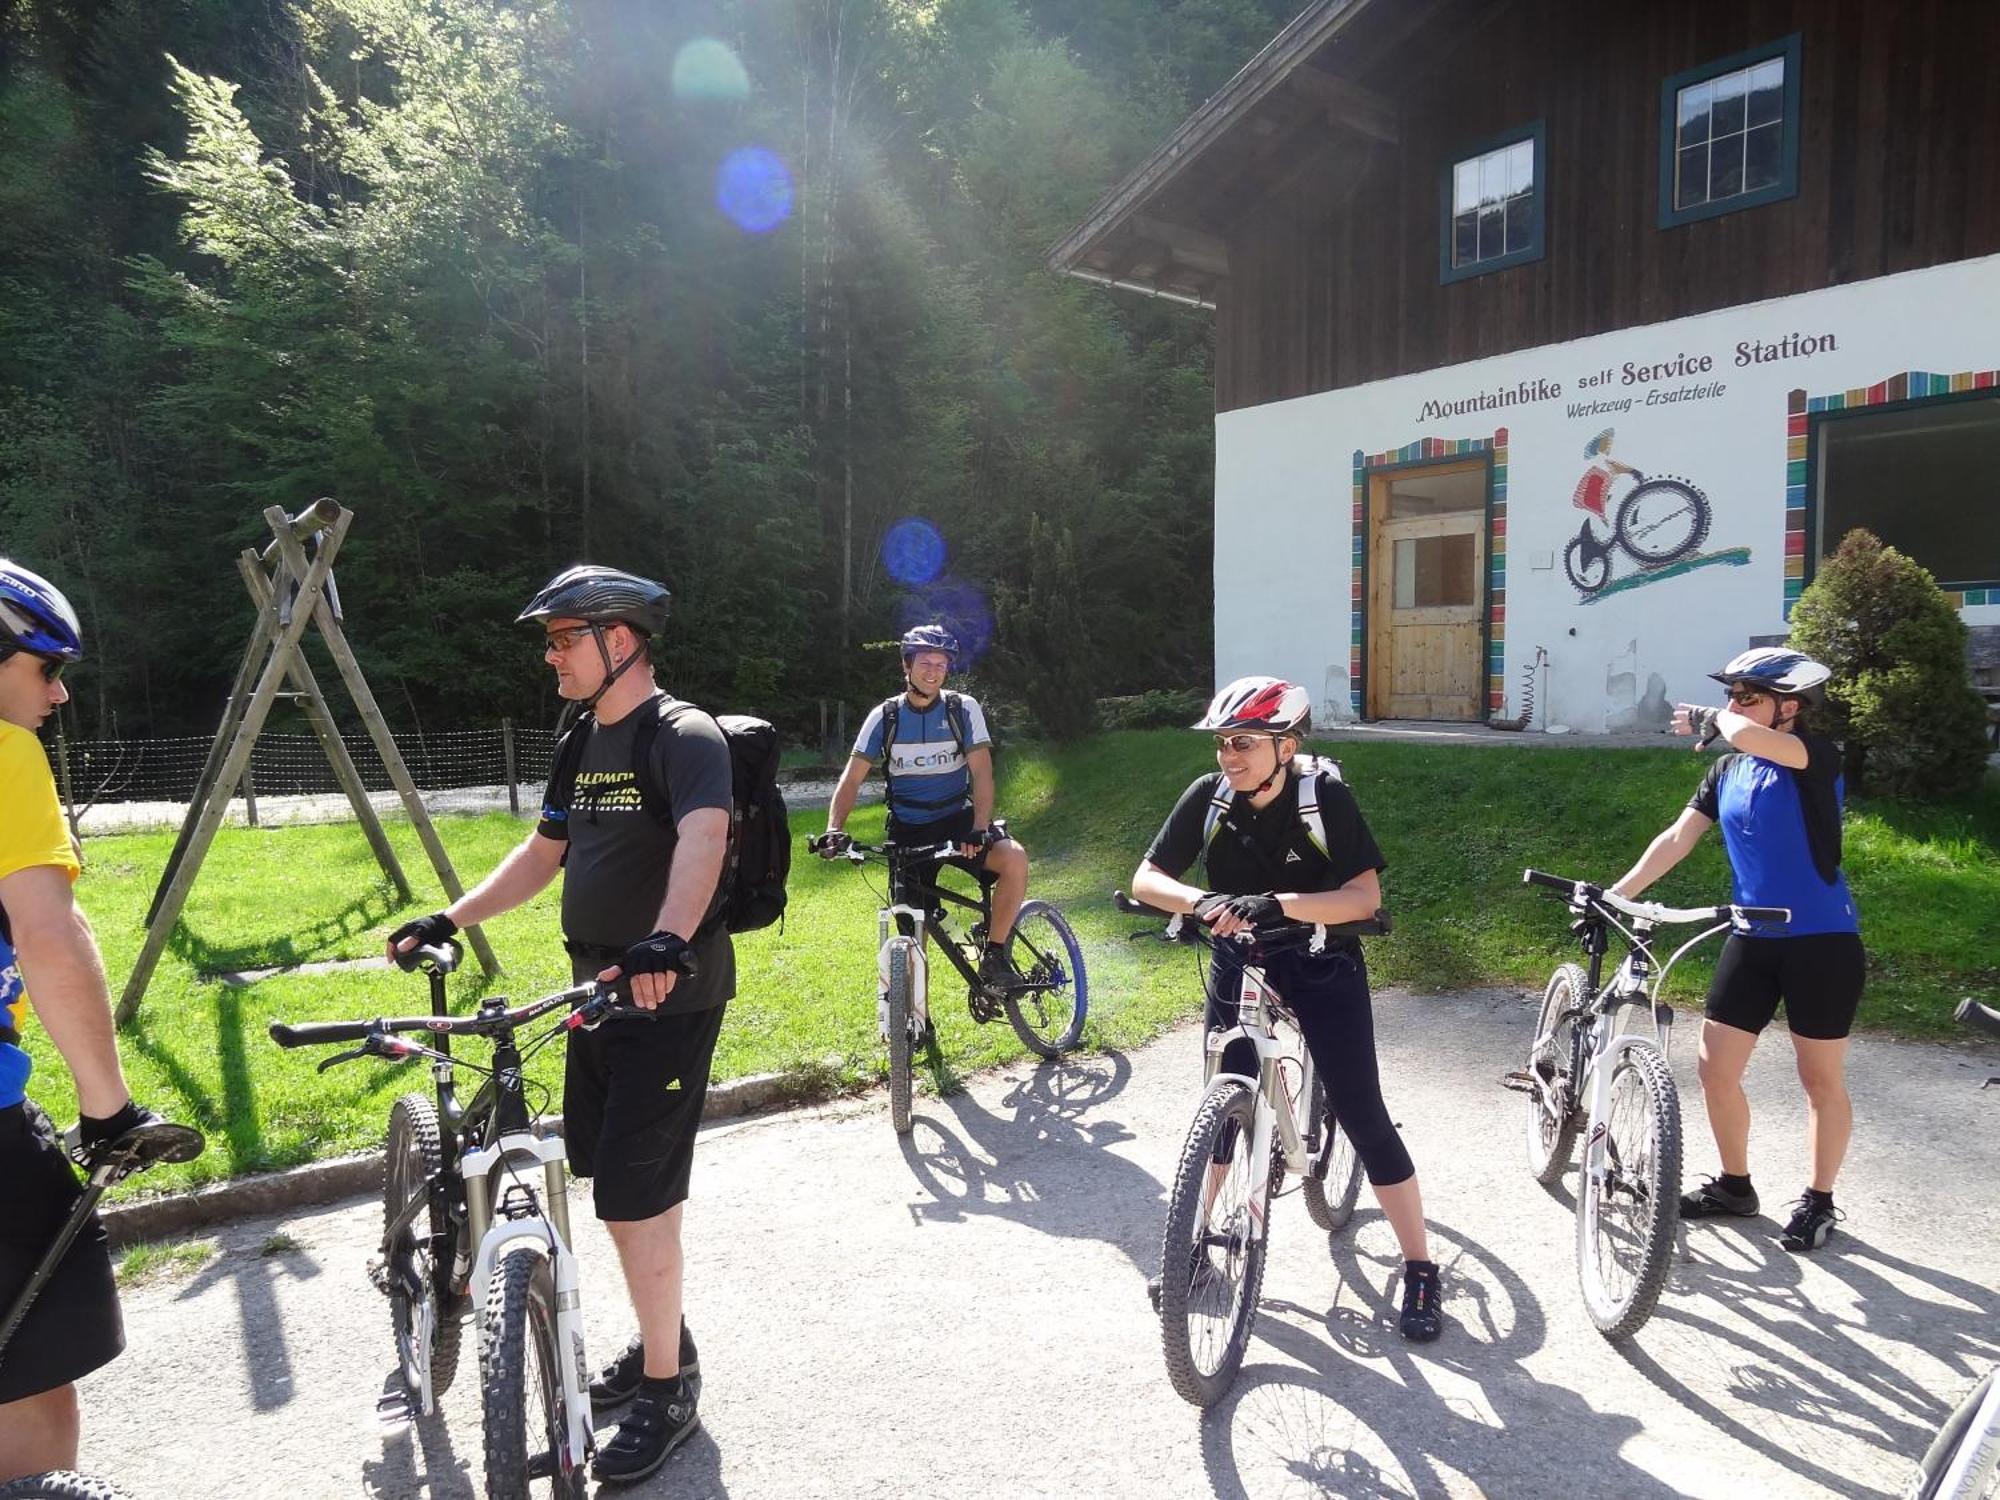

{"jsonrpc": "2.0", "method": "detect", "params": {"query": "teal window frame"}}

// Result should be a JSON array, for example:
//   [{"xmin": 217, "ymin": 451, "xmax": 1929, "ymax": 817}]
[
  {"xmin": 1439, "ymin": 121, "xmax": 1547, "ymax": 285},
  {"xmin": 1658, "ymin": 34, "xmax": 1802, "ymax": 229}
]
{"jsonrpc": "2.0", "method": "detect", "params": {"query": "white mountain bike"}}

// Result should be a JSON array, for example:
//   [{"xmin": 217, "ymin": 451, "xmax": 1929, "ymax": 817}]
[
  {"xmin": 1901, "ymin": 997, "xmax": 2000, "ymax": 1499},
  {"xmin": 1118, "ymin": 890, "xmax": 1387, "ymax": 1407},
  {"xmin": 1509, "ymin": 869, "xmax": 1788, "ymax": 1340},
  {"xmin": 270, "ymin": 939, "xmax": 675, "ymax": 1498}
]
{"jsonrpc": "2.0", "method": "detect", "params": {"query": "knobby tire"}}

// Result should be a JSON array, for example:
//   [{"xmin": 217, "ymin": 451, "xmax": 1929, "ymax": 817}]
[
  {"xmin": 0, "ymin": 1475, "xmax": 135, "ymax": 1500},
  {"xmin": 1906, "ymin": 1368, "xmax": 2000, "ymax": 1500},
  {"xmin": 1526, "ymin": 964, "xmax": 1586, "ymax": 1186},
  {"xmin": 887, "ymin": 942, "xmax": 915, "ymax": 1136},
  {"xmin": 384, "ymin": 1093, "xmax": 463, "ymax": 1401},
  {"xmin": 480, "ymin": 1243, "xmax": 584, "ymax": 1500},
  {"xmin": 1576, "ymin": 1042, "xmax": 1681, "ymax": 1340},
  {"xmin": 1301, "ymin": 1075, "xmax": 1365, "ymax": 1233},
  {"xmin": 1159, "ymin": 1081, "xmax": 1265, "ymax": 1409},
  {"xmin": 1003, "ymin": 899, "xmax": 1088, "ymax": 1058}
]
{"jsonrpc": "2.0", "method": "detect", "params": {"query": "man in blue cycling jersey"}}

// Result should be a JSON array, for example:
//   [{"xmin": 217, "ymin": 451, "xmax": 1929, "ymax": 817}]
[
  {"xmin": 0, "ymin": 560, "xmax": 159, "ymax": 1483},
  {"xmin": 819, "ymin": 625, "xmax": 1031, "ymax": 1004},
  {"xmin": 1611, "ymin": 648, "xmax": 1862, "ymax": 1253}
]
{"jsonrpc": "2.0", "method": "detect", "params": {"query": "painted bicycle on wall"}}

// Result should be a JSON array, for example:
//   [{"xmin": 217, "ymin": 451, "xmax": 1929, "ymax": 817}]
[{"xmin": 1563, "ymin": 429, "xmax": 1713, "ymax": 595}]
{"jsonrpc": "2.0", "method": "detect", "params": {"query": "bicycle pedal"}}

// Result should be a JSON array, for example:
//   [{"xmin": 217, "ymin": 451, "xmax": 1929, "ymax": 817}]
[
  {"xmin": 525, "ymin": 1450, "xmax": 558, "ymax": 1481},
  {"xmin": 366, "ymin": 1255, "xmax": 396, "ymax": 1296},
  {"xmin": 1499, "ymin": 1069, "xmax": 1538, "ymax": 1094}
]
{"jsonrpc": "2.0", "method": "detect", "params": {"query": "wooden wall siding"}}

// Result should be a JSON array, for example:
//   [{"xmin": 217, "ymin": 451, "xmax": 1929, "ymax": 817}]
[{"xmin": 1216, "ymin": 0, "xmax": 2000, "ymax": 413}]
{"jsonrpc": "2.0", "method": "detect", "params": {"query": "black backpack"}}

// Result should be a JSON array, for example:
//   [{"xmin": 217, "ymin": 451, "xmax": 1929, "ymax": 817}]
[{"xmin": 544, "ymin": 696, "xmax": 791, "ymax": 934}]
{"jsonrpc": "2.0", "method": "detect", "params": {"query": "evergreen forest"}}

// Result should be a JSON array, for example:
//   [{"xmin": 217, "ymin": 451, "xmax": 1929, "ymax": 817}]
[{"xmin": 0, "ymin": 0, "xmax": 1301, "ymax": 744}]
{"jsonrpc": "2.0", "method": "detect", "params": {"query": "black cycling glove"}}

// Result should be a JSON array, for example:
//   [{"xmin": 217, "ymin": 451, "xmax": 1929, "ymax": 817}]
[
  {"xmin": 816, "ymin": 830, "xmax": 853, "ymax": 859},
  {"xmin": 1218, "ymin": 893, "xmax": 1286, "ymax": 926},
  {"xmin": 618, "ymin": 929, "xmax": 699, "ymax": 980},
  {"xmin": 388, "ymin": 911, "xmax": 458, "ymax": 951}
]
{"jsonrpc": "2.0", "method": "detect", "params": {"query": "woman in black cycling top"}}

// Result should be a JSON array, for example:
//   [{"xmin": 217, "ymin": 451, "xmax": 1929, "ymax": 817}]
[{"xmin": 1130, "ymin": 676, "xmax": 1441, "ymax": 1342}]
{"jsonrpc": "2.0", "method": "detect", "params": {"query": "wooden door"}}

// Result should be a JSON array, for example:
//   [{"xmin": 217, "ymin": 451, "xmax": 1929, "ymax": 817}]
[{"xmin": 1367, "ymin": 461, "xmax": 1487, "ymax": 721}]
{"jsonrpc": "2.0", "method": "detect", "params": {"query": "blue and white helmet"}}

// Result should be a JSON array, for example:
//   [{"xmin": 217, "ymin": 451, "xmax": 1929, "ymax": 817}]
[
  {"xmin": 0, "ymin": 559, "xmax": 84, "ymax": 662},
  {"xmin": 1710, "ymin": 647, "xmax": 1831, "ymax": 704}
]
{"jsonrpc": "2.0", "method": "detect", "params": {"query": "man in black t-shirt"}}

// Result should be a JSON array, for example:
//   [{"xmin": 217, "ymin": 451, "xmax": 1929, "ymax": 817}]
[
  {"xmin": 1131, "ymin": 675, "xmax": 1443, "ymax": 1343},
  {"xmin": 387, "ymin": 565, "xmax": 726, "ymax": 1485}
]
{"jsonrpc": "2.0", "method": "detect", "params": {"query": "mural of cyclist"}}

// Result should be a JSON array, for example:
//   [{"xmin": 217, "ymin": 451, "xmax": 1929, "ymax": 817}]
[
  {"xmin": 1563, "ymin": 427, "xmax": 1716, "ymax": 596},
  {"xmin": 1608, "ymin": 648, "xmax": 1861, "ymax": 1254}
]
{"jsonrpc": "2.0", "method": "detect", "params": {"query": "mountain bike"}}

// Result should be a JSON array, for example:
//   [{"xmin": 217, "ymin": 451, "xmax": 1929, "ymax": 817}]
[
  {"xmin": 1508, "ymin": 869, "xmax": 1787, "ymax": 1339},
  {"xmin": 1117, "ymin": 890, "xmax": 1388, "ymax": 1408},
  {"xmin": 0, "ymin": 1114, "xmax": 205, "ymax": 1500},
  {"xmin": 1563, "ymin": 470, "xmax": 1712, "ymax": 594},
  {"xmin": 809, "ymin": 819, "xmax": 1087, "ymax": 1135},
  {"xmin": 268, "ymin": 939, "xmax": 670, "ymax": 1499},
  {"xmin": 1901, "ymin": 997, "xmax": 2000, "ymax": 1500}
]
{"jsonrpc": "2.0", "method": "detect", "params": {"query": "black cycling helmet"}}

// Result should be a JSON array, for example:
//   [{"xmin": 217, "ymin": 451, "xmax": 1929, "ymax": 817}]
[
  {"xmin": 1709, "ymin": 647, "xmax": 1831, "ymax": 705},
  {"xmin": 0, "ymin": 558, "xmax": 84, "ymax": 663},
  {"xmin": 517, "ymin": 564, "xmax": 671, "ymax": 638},
  {"xmin": 899, "ymin": 623, "xmax": 960, "ymax": 661}
]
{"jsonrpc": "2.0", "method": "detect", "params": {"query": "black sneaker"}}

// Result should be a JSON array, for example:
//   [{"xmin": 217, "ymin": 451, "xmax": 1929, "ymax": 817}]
[
  {"xmin": 1778, "ymin": 1192, "xmax": 1844, "ymax": 1253},
  {"xmin": 591, "ymin": 1374, "xmax": 698, "ymax": 1485},
  {"xmin": 1680, "ymin": 1175, "xmax": 1760, "ymax": 1219},
  {"xmin": 978, "ymin": 943, "xmax": 1019, "ymax": 990},
  {"xmin": 1399, "ymin": 1261, "xmax": 1443, "ymax": 1343},
  {"xmin": 588, "ymin": 1323, "xmax": 700, "ymax": 1411},
  {"xmin": 1145, "ymin": 1245, "xmax": 1224, "ymax": 1312}
]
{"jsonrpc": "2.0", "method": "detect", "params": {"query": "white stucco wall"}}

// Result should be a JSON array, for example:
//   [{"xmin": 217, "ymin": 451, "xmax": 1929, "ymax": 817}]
[{"xmin": 1213, "ymin": 254, "xmax": 2000, "ymax": 731}]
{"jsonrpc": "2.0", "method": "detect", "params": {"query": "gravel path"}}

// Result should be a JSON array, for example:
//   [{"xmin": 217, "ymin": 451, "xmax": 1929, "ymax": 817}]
[{"xmin": 78, "ymin": 988, "xmax": 1999, "ymax": 1499}]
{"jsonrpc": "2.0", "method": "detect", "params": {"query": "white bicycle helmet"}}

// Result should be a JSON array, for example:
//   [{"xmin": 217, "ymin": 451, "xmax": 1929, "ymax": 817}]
[
  {"xmin": 1193, "ymin": 676, "xmax": 1312, "ymax": 737},
  {"xmin": 1710, "ymin": 647, "xmax": 1831, "ymax": 704}
]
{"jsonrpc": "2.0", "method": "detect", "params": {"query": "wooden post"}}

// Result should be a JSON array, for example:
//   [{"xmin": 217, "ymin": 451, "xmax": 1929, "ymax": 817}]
[
  {"xmin": 119, "ymin": 510, "xmax": 351, "ymax": 1022},
  {"xmin": 54, "ymin": 721, "xmax": 78, "ymax": 847},
  {"xmin": 502, "ymin": 718, "xmax": 519, "ymax": 816},
  {"xmin": 241, "ymin": 765, "xmax": 259, "ymax": 828},
  {"xmin": 237, "ymin": 553, "xmax": 410, "ymax": 901},
  {"xmin": 265, "ymin": 521, "xmax": 499, "ymax": 979}
]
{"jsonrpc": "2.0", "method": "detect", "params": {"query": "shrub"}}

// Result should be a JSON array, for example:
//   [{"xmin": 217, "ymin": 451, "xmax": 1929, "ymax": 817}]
[
  {"xmin": 1098, "ymin": 688, "xmax": 1206, "ymax": 730},
  {"xmin": 1786, "ymin": 528, "xmax": 1990, "ymax": 801},
  {"xmin": 991, "ymin": 515, "xmax": 1097, "ymax": 741}
]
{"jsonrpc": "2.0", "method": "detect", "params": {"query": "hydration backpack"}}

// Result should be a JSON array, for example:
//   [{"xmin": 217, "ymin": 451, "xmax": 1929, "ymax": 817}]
[
  {"xmin": 1202, "ymin": 753, "xmax": 1343, "ymax": 863},
  {"xmin": 879, "ymin": 690, "xmax": 970, "ymax": 772},
  {"xmin": 544, "ymin": 696, "xmax": 791, "ymax": 934}
]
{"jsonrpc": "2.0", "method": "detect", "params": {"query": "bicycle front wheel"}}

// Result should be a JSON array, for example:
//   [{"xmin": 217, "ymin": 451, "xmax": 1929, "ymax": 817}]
[
  {"xmin": 1906, "ymin": 1367, "xmax": 2000, "ymax": 1500},
  {"xmin": 0, "ymin": 1475, "xmax": 135, "ymax": 1500},
  {"xmin": 1576, "ymin": 1042, "xmax": 1682, "ymax": 1340},
  {"xmin": 1003, "ymin": 899, "xmax": 1088, "ymax": 1058},
  {"xmin": 480, "ymin": 1243, "xmax": 585, "ymax": 1500},
  {"xmin": 886, "ymin": 941, "xmax": 916, "ymax": 1136},
  {"xmin": 1525, "ymin": 965, "xmax": 1586, "ymax": 1185},
  {"xmin": 1614, "ymin": 477, "xmax": 1711, "ymax": 565},
  {"xmin": 385, "ymin": 1093, "xmax": 463, "ymax": 1402},
  {"xmin": 1301, "ymin": 1075, "xmax": 1364, "ymax": 1233},
  {"xmin": 1159, "ymin": 1080, "xmax": 1266, "ymax": 1408}
]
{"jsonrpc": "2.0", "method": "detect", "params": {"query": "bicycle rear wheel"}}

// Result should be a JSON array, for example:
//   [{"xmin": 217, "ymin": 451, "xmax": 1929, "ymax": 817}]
[
  {"xmin": 1525, "ymin": 964, "xmax": 1586, "ymax": 1185},
  {"xmin": 1301, "ymin": 1075, "xmax": 1364, "ymax": 1233},
  {"xmin": 1003, "ymin": 899, "xmax": 1088, "ymax": 1058},
  {"xmin": 1906, "ymin": 1367, "xmax": 2000, "ymax": 1500},
  {"xmin": 0, "ymin": 1475, "xmax": 134, "ymax": 1500},
  {"xmin": 480, "ymin": 1242, "xmax": 585, "ymax": 1500},
  {"xmin": 886, "ymin": 941, "xmax": 916, "ymax": 1136},
  {"xmin": 1158, "ymin": 1080, "xmax": 1266, "ymax": 1408},
  {"xmin": 1576, "ymin": 1041, "xmax": 1682, "ymax": 1340},
  {"xmin": 384, "ymin": 1093, "xmax": 463, "ymax": 1403}
]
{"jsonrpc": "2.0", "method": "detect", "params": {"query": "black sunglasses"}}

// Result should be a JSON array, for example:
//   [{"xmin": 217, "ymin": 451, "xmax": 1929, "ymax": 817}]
[{"xmin": 2, "ymin": 649, "xmax": 65, "ymax": 682}]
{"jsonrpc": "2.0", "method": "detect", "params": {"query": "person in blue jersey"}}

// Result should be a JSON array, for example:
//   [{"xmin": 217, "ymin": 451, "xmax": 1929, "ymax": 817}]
[
  {"xmin": 820, "ymin": 625, "xmax": 1031, "ymax": 1000},
  {"xmin": 1610, "ymin": 648, "xmax": 1862, "ymax": 1252},
  {"xmin": 0, "ymin": 560, "xmax": 157, "ymax": 1483}
]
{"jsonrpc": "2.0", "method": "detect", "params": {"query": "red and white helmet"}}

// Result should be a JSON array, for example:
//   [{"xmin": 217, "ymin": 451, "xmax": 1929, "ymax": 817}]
[{"xmin": 1193, "ymin": 676, "xmax": 1312, "ymax": 737}]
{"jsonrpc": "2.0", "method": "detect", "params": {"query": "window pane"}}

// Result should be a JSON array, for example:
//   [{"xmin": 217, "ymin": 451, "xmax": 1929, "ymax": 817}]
[
  {"xmin": 1748, "ymin": 58, "xmax": 1785, "ymax": 126},
  {"xmin": 1454, "ymin": 158, "xmax": 1479, "ymax": 215},
  {"xmin": 1676, "ymin": 79, "xmax": 1713, "ymax": 147},
  {"xmin": 1676, "ymin": 143, "xmax": 1709, "ymax": 208},
  {"xmin": 1453, "ymin": 209, "xmax": 1478, "ymax": 267},
  {"xmin": 1392, "ymin": 534, "xmax": 1477, "ymax": 609},
  {"xmin": 1818, "ymin": 392, "xmax": 2000, "ymax": 587},
  {"xmin": 1478, "ymin": 202, "xmax": 1504, "ymax": 259},
  {"xmin": 1388, "ymin": 469, "xmax": 1485, "ymax": 518},
  {"xmin": 1712, "ymin": 67, "xmax": 1748, "ymax": 137},
  {"xmin": 1744, "ymin": 121, "xmax": 1783, "ymax": 191},
  {"xmin": 1479, "ymin": 149, "xmax": 1505, "ymax": 209},
  {"xmin": 1509, "ymin": 139, "xmax": 1535, "ymax": 195},
  {"xmin": 1713, "ymin": 132, "xmax": 1745, "ymax": 198},
  {"xmin": 1504, "ymin": 186, "xmax": 1532, "ymax": 252}
]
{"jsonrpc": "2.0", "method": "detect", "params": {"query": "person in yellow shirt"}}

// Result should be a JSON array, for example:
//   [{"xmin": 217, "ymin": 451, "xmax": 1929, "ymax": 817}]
[{"xmin": 0, "ymin": 559, "xmax": 150, "ymax": 1484}]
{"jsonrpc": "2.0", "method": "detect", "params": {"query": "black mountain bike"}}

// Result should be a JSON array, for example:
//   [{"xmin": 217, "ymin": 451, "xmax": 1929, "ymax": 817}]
[
  {"xmin": 0, "ymin": 1116, "xmax": 205, "ymax": 1500},
  {"xmin": 268, "ymin": 939, "xmax": 668, "ymax": 1500},
  {"xmin": 810, "ymin": 818, "xmax": 1087, "ymax": 1134}
]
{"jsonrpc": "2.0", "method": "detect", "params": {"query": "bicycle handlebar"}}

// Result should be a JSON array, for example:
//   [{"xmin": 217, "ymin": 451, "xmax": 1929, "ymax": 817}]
[
  {"xmin": 268, "ymin": 979, "xmax": 651, "ymax": 1052},
  {"xmin": 1958, "ymin": 997, "xmax": 2000, "ymax": 1042},
  {"xmin": 1113, "ymin": 890, "xmax": 1392, "ymax": 941},
  {"xmin": 1521, "ymin": 868, "xmax": 1788, "ymax": 928}
]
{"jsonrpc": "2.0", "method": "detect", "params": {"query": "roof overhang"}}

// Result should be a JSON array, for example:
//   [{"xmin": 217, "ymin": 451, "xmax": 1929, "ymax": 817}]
[{"xmin": 1048, "ymin": 0, "xmax": 1397, "ymax": 308}]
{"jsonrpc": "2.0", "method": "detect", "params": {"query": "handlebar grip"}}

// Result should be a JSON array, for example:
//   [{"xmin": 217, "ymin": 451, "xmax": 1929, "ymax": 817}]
[
  {"xmin": 1522, "ymin": 868, "xmax": 1578, "ymax": 892},
  {"xmin": 269, "ymin": 1018, "xmax": 377, "ymax": 1048},
  {"xmin": 1958, "ymin": 998, "xmax": 2000, "ymax": 1041},
  {"xmin": 1114, "ymin": 890, "xmax": 1167, "ymax": 917},
  {"xmin": 1734, "ymin": 905, "xmax": 1791, "ymax": 924}
]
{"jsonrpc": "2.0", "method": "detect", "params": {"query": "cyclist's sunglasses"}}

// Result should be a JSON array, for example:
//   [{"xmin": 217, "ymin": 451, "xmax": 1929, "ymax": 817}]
[
  {"xmin": 1212, "ymin": 733, "xmax": 1273, "ymax": 753},
  {"xmin": 1724, "ymin": 687, "xmax": 1769, "ymax": 707},
  {"xmin": 1, "ymin": 648, "xmax": 65, "ymax": 682},
  {"xmin": 542, "ymin": 624, "xmax": 598, "ymax": 653}
]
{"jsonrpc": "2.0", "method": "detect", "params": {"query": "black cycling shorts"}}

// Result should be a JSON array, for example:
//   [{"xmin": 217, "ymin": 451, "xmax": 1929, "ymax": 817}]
[
  {"xmin": 562, "ymin": 968, "xmax": 726, "ymax": 1223},
  {"xmin": 886, "ymin": 806, "xmax": 976, "ymax": 849},
  {"xmin": 1705, "ymin": 931, "xmax": 1866, "ymax": 1041},
  {"xmin": 0, "ymin": 1100, "xmax": 125, "ymax": 1403},
  {"xmin": 1204, "ymin": 944, "xmax": 1415, "ymax": 1188}
]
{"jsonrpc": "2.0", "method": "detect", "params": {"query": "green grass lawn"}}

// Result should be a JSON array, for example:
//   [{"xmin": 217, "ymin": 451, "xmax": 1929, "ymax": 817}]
[{"xmin": 23, "ymin": 731, "xmax": 1997, "ymax": 1195}]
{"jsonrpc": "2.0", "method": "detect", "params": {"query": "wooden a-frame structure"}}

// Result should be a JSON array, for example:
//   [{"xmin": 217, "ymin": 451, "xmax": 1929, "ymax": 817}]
[{"xmin": 119, "ymin": 499, "xmax": 498, "ymax": 1021}]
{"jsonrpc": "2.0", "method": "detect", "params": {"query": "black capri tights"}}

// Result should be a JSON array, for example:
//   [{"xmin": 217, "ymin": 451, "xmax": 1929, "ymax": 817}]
[{"xmin": 1204, "ymin": 944, "xmax": 1415, "ymax": 1188}]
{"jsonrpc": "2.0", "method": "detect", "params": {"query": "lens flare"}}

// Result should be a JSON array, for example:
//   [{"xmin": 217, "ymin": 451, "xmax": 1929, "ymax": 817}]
[
  {"xmin": 882, "ymin": 518, "xmax": 947, "ymax": 586},
  {"xmin": 672, "ymin": 39, "xmax": 750, "ymax": 103},
  {"xmin": 901, "ymin": 578, "xmax": 994, "ymax": 666},
  {"xmin": 716, "ymin": 146, "xmax": 793, "ymax": 234}
]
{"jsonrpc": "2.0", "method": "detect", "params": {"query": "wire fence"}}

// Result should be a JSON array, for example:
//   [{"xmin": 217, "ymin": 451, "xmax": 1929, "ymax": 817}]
[{"xmin": 55, "ymin": 724, "xmax": 559, "ymax": 808}]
